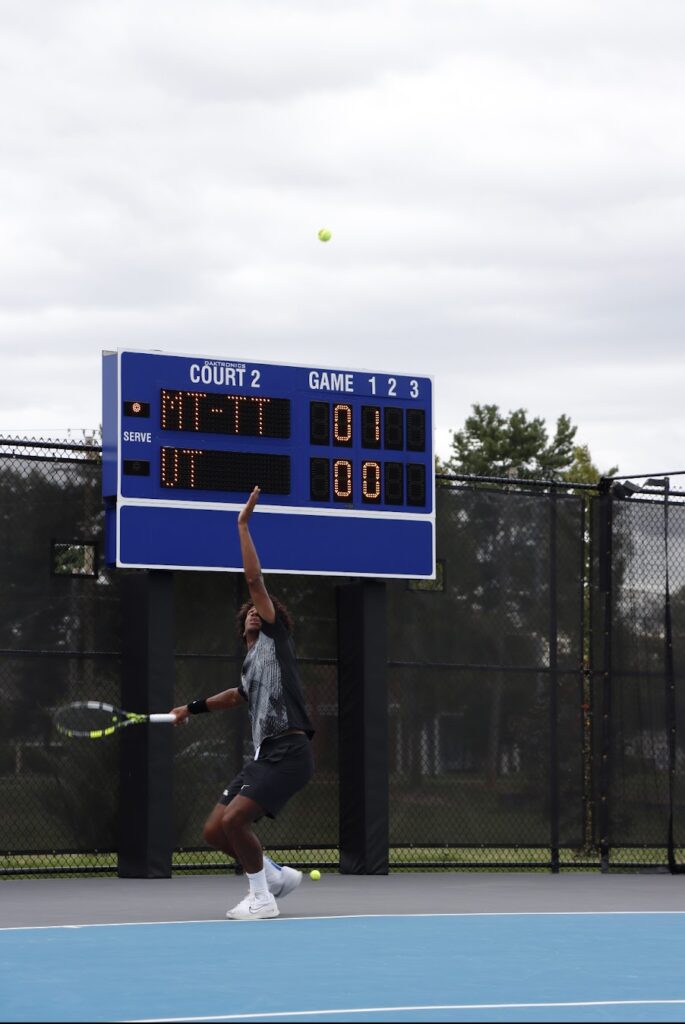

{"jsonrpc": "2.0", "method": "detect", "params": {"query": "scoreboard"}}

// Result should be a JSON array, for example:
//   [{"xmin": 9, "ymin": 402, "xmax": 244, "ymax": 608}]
[{"xmin": 102, "ymin": 349, "xmax": 435, "ymax": 577}]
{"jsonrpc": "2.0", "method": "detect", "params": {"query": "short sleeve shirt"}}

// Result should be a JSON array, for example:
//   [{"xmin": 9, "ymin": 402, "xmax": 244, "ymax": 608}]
[{"xmin": 238, "ymin": 615, "xmax": 314, "ymax": 754}]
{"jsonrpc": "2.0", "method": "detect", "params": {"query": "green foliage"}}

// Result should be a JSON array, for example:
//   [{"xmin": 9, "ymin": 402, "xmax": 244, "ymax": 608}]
[
  {"xmin": 562, "ymin": 444, "xmax": 618, "ymax": 485},
  {"xmin": 441, "ymin": 403, "xmax": 578, "ymax": 479}
]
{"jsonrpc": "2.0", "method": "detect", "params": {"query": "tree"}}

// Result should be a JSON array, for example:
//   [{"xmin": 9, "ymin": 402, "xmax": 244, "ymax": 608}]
[
  {"xmin": 434, "ymin": 404, "xmax": 619, "ymax": 800},
  {"xmin": 440, "ymin": 404, "xmax": 578, "ymax": 479},
  {"xmin": 562, "ymin": 444, "xmax": 618, "ymax": 485}
]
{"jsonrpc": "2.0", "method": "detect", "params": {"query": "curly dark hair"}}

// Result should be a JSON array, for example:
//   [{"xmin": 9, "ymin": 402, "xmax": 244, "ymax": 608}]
[{"xmin": 236, "ymin": 596, "xmax": 294, "ymax": 640}]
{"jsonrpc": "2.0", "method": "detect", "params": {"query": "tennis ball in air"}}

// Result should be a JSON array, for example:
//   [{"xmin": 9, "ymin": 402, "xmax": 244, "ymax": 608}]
[
  {"xmin": 310, "ymin": 869, "xmax": 321, "ymax": 881},
  {"xmin": 318, "ymin": 228, "xmax": 332, "ymax": 242}
]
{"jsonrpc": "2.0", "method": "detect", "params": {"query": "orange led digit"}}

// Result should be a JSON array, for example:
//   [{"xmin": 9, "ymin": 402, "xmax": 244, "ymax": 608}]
[
  {"xmin": 362, "ymin": 461, "xmax": 382, "ymax": 503},
  {"xmin": 333, "ymin": 459, "xmax": 353, "ymax": 501},
  {"xmin": 333, "ymin": 403, "xmax": 353, "ymax": 447},
  {"xmin": 361, "ymin": 406, "xmax": 381, "ymax": 449}
]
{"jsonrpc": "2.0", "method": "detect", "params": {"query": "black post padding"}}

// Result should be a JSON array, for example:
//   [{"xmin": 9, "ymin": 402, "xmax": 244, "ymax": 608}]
[
  {"xmin": 118, "ymin": 570, "xmax": 175, "ymax": 878},
  {"xmin": 337, "ymin": 580, "xmax": 389, "ymax": 875},
  {"xmin": 548, "ymin": 487, "xmax": 560, "ymax": 873},
  {"xmin": 661, "ymin": 485, "xmax": 684, "ymax": 874},
  {"xmin": 598, "ymin": 491, "xmax": 613, "ymax": 873}
]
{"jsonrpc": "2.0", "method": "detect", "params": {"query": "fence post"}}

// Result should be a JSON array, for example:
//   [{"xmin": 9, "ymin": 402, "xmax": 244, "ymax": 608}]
[
  {"xmin": 337, "ymin": 579, "xmax": 389, "ymax": 874},
  {"xmin": 118, "ymin": 570, "xmax": 175, "ymax": 878},
  {"xmin": 549, "ymin": 486, "xmax": 560, "ymax": 872},
  {"xmin": 598, "ymin": 480, "xmax": 613, "ymax": 873}
]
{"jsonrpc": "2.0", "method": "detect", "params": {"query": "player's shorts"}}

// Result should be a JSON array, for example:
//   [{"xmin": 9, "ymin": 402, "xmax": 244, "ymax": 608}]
[{"xmin": 219, "ymin": 732, "xmax": 314, "ymax": 819}]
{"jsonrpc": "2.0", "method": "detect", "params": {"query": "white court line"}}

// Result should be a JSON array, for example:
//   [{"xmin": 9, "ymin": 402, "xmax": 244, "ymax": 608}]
[
  {"xmin": 3, "ymin": 909, "xmax": 685, "ymax": 933},
  {"xmin": 126, "ymin": 1000, "xmax": 685, "ymax": 1023}
]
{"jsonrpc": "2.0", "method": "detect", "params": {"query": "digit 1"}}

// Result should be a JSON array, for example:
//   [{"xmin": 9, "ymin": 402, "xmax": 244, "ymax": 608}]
[{"xmin": 362, "ymin": 406, "xmax": 381, "ymax": 448}]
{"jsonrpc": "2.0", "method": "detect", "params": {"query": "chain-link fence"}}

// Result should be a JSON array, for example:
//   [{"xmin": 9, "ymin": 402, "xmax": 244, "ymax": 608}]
[
  {"xmin": 387, "ymin": 483, "xmax": 587, "ymax": 868},
  {"xmin": 1, "ymin": 438, "xmax": 683, "ymax": 876},
  {"xmin": 592, "ymin": 484, "xmax": 685, "ymax": 870}
]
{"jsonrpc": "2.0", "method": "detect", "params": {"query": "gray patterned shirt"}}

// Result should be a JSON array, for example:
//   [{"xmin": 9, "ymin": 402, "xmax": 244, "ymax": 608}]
[{"xmin": 238, "ymin": 616, "xmax": 314, "ymax": 756}]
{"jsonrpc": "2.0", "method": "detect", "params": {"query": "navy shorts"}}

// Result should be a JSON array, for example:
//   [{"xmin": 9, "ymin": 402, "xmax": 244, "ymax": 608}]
[{"xmin": 219, "ymin": 732, "xmax": 314, "ymax": 819}]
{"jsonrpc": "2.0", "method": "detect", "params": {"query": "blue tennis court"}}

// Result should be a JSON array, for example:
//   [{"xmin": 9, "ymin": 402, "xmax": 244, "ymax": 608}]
[{"xmin": 3, "ymin": 903, "xmax": 685, "ymax": 1022}]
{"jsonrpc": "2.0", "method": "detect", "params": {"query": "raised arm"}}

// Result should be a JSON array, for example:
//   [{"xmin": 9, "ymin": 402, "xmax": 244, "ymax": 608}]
[{"xmin": 238, "ymin": 486, "xmax": 276, "ymax": 624}]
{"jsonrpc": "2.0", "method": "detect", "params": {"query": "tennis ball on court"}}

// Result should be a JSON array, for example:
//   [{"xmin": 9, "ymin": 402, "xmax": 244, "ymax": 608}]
[
  {"xmin": 310, "ymin": 869, "xmax": 321, "ymax": 881},
  {"xmin": 318, "ymin": 228, "xmax": 332, "ymax": 242}
]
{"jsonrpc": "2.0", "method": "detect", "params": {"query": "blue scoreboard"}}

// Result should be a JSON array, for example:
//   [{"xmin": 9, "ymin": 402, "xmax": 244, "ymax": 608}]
[{"xmin": 102, "ymin": 349, "xmax": 435, "ymax": 577}]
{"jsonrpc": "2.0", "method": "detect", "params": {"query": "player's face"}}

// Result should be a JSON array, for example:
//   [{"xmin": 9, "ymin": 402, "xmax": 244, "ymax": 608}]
[{"xmin": 244, "ymin": 606, "xmax": 262, "ymax": 637}]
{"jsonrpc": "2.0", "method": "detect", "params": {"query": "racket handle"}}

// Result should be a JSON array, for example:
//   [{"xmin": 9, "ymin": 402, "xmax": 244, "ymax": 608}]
[{"xmin": 149, "ymin": 713, "xmax": 178, "ymax": 723}]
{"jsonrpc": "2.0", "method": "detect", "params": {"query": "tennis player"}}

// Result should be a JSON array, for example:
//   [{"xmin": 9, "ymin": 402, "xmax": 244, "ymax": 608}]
[{"xmin": 170, "ymin": 486, "xmax": 315, "ymax": 920}]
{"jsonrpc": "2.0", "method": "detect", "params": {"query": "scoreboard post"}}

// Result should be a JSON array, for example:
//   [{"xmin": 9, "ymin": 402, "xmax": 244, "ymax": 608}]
[{"xmin": 102, "ymin": 349, "xmax": 435, "ymax": 578}]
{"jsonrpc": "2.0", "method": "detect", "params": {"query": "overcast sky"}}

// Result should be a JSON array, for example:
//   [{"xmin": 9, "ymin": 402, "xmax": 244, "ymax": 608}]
[{"xmin": 1, "ymin": 0, "xmax": 683, "ymax": 476}]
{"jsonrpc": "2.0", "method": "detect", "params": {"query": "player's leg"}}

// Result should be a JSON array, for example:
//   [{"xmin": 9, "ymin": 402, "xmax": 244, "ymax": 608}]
[
  {"xmin": 202, "ymin": 802, "xmax": 238, "ymax": 859},
  {"xmin": 235, "ymin": 733, "xmax": 315, "ymax": 899},
  {"xmin": 219, "ymin": 793, "xmax": 266, "ymax": 874},
  {"xmin": 221, "ymin": 794, "xmax": 279, "ymax": 920},
  {"xmin": 203, "ymin": 768, "xmax": 248, "ymax": 858},
  {"xmin": 206, "ymin": 765, "xmax": 299, "ymax": 903},
  {"xmin": 203, "ymin": 774, "xmax": 274, "ymax": 910}
]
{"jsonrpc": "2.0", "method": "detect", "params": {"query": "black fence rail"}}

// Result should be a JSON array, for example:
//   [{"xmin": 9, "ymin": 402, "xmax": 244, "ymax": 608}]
[{"xmin": 0, "ymin": 437, "xmax": 683, "ymax": 876}]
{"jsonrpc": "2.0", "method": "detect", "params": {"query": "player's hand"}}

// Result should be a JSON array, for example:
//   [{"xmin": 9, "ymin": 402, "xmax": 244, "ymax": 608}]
[
  {"xmin": 238, "ymin": 486, "xmax": 261, "ymax": 525},
  {"xmin": 170, "ymin": 705, "xmax": 189, "ymax": 725}
]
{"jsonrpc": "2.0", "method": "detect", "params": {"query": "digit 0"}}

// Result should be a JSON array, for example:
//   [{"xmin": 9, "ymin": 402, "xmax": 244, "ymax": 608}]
[
  {"xmin": 333, "ymin": 459, "xmax": 353, "ymax": 502},
  {"xmin": 362, "ymin": 461, "xmax": 382, "ymax": 503},
  {"xmin": 333, "ymin": 403, "xmax": 353, "ymax": 446}
]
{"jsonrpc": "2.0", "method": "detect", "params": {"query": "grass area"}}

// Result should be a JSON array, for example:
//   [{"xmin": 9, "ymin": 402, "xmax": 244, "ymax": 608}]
[
  {"xmin": 7, "ymin": 845, "xmax": 676, "ymax": 878},
  {"xmin": 5, "ymin": 840, "xmax": 680, "ymax": 878},
  {"xmin": 0, "ymin": 852, "xmax": 118, "ymax": 876}
]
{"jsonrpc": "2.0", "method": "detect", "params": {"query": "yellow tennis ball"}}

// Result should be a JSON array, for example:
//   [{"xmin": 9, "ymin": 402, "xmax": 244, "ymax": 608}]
[
  {"xmin": 318, "ymin": 228, "xmax": 332, "ymax": 242},
  {"xmin": 310, "ymin": 869, "xmax": 321, "ymax": 881}
]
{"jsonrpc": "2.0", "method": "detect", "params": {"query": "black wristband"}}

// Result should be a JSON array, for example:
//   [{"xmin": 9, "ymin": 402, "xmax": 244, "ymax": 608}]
[{"xmin": 187, "ymin": 698, "xmax": 209, "ymax": 715}]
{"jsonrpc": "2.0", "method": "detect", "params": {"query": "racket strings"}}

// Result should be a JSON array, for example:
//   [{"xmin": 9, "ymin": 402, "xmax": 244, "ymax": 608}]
[{"xmin": 54, "ymin": 702, "xmax": 135, "ymax": 739}]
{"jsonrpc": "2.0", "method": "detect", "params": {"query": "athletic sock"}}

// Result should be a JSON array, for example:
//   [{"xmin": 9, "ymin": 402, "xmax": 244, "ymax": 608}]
[{"xmin": 246, "ymin": 867, "xmax": 270, "ymax": 899}]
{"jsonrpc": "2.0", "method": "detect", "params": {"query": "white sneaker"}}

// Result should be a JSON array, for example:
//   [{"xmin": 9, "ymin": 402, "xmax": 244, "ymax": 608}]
[
  {"xmin": 226, "ymin": 891, "xmax": 279, "ymax": 921},
  {"xmin": 269, "ymin": 865, "xmax": 303, "ymax": 899}
]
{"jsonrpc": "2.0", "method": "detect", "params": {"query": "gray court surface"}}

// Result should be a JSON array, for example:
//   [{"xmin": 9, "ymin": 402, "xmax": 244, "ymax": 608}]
[{"xmin": 3, "ymin": 872, "xmax": 685, "ymax": 929}]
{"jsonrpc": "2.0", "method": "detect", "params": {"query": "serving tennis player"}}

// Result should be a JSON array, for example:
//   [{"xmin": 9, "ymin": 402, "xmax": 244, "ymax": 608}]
[{"xmin": 170, "ymin": 486, "xmax": 315, "ymax": 920}]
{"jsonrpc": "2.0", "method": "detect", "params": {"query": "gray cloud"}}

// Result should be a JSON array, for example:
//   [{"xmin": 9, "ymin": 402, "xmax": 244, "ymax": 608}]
[{"xmin": 0, "ymin": 0, "xmax": 684, "ymax": 477}]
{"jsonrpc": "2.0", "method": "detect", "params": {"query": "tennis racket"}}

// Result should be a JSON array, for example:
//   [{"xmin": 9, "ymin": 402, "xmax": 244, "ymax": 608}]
[{"xmin": 54, "ymin": 701, "xmax": 177, "ymax": 739}]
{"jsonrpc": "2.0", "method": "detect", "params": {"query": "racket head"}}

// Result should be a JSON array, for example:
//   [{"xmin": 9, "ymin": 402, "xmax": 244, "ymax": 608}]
[{"xmin": 53, "ymin": 701, "xmax": 144, "ymax": 739}]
